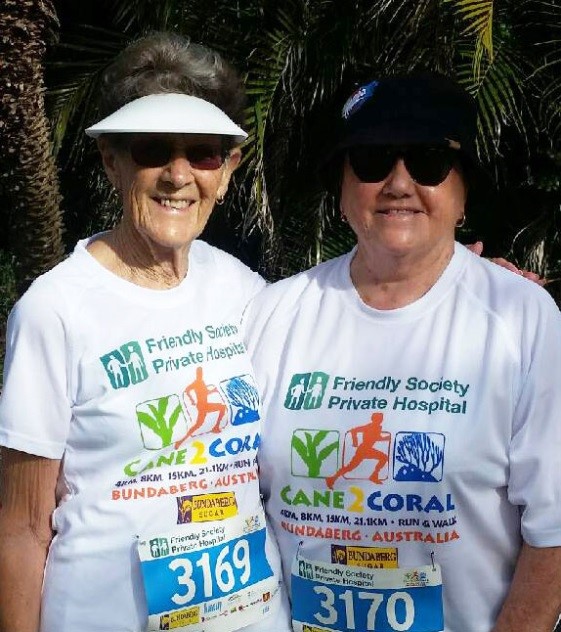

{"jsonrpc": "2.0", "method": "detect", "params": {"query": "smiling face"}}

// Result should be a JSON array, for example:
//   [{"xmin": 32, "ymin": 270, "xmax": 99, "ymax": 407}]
[
  {"xmin": 99, "ymin": 133, "xmax": 240, "ymax": 257},
  {"xmin": 340, "ymin": 152, "xmax": 467, "ymax": 263}
]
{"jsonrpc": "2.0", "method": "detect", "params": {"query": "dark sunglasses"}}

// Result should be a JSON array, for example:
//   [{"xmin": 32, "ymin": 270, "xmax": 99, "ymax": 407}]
[
  {"xmin": 348, "ymin": 145, "xmax": 460, "ymax": 186},
  {"xmin": 128, "ymin": 137, "xmax": 227, "ymax": 170}
]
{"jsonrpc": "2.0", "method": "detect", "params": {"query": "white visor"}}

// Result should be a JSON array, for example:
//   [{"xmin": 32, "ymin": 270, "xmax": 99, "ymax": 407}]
[{"xmin": 85, "ymin": 93, "xmax": 247, "ymax": 143}]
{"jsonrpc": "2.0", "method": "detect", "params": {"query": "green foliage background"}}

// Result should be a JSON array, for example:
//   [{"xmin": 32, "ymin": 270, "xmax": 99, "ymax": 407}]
[
  {"xmin": 51, "ymin": 1, "xmax": 561, "ymax": 276},
  {"xmin": 2, "ymin": 0, "xmax": 561, "ymax": 373}
]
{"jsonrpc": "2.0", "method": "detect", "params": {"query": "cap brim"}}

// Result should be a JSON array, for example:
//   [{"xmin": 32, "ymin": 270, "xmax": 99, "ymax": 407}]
[
  {"xmin": 331, "ymin": 124, "xmax": 469, "ymax": 155},
  {"xmin": 85, "ymin": 93, "xmax": 247, "ymax": 144}
]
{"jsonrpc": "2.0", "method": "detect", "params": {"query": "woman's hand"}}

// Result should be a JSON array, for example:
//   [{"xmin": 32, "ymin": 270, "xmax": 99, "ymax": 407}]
[{"xmin": 467, "ymin": 241, "xmax": 546, "ymax": 286}]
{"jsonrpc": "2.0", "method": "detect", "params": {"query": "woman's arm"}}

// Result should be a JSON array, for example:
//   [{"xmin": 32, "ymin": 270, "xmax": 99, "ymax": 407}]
[
  {"xmin": 492, "ymin": 542, "xmax": 561, "ymax": 632},
  {"xmin": 0, "ymin": 448, "xmax": 60, "ymax": 632}
]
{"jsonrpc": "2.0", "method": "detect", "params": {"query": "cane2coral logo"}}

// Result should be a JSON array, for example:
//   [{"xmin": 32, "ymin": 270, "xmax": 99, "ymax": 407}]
[
  {"xmin": 291, "ymin": 413, "xmax": 392, "ymax": 485},
  {"xmin": 100, "ymin": 341, "xmax": 149, "ymax": 389},
  {"xmin": 404, "ymin": 569, "xmax": 430, "ymax": 587},
  {"xmin": 285, "ymin": 372, "xmax": 329, "ymax": 410},
  {"xmin": 291, "ymin": 414, "xmax": 446, "ymax": 487},
  {"xmin": 134, "ymin": 367, "xmax": 261, "ymax": 452},
  {"xmin": 243, "ymin": 514, "xmax": 261, "ymax": 533},
  {"xmin": 393, "ymin": 432, "xmax": 445, "ymax": 482}
]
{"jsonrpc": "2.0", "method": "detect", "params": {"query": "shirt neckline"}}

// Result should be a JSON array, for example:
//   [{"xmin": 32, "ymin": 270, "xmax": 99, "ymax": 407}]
[
  {"xmin": 73, "ymin": 234, "xmax": 203, "ymax": 305},
  {"xmin": 339, "ymin": 242, "xmax": 469, "ymax": 322}
]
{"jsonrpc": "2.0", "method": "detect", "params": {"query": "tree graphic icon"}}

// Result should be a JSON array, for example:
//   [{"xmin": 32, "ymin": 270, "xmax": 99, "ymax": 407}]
[
  {"xmin": 291, "ymin": 429, "xmax": 339, "ymax": 477},
  {"xmin": 136, "ymin": 394, "xmax": 187, "ymax": 449}
]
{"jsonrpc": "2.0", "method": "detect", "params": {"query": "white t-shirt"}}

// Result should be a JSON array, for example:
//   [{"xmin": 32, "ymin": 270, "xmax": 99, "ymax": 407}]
[
  {"xmin": 0, "ymin": 237, "xmax": 291, "ymax": 632},
  {"xmin": 245, "ymin": 243, "xmax": 561, "ymax": 632}
]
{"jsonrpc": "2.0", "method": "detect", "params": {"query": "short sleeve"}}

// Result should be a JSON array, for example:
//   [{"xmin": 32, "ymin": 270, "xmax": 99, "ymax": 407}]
[
  {"xmin": 508, "ymin": 294, "xmax": 561, "ymax": 547},
  {"xmin": 0, "ymin": 285, "xmax": 72, "ymax": 458}
]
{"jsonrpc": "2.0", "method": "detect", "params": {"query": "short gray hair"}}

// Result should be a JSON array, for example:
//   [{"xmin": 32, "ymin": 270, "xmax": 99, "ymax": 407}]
[{"xmin": 98, "ymin": 32, "xmax": 246, "ymax": 135}]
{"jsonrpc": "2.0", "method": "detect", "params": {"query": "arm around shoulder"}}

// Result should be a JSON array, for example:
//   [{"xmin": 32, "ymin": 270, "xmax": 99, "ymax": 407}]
[{"xmin": 0, "ymin": 448, "xmax": 60, "ymax": 632}]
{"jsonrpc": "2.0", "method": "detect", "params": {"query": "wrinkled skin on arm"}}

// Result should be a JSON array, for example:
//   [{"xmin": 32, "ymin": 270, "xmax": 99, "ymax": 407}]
[
  {"xmin": 0, "ymin": 448, "xmax": 60, "ymax": 632},
  {"xmin": 492, "ymin": 543, "xmax": 561, "ymax": 632}
]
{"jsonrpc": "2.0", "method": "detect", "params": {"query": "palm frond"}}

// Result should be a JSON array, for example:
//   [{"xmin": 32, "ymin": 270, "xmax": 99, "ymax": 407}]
[
  {"xmin": 524, "ymin": 0, "xmax": 561, "ymax": 142},
  {"xmin": 456, "ymin": 35, "xmax": 532, "ymax": 164},
  {"xmin": 446, "ymin": 0, "xmax": 494, "ymax": 78},
  {"xmin": 47, "ymin": 25, "xmax": 128, "ymax": 159}
]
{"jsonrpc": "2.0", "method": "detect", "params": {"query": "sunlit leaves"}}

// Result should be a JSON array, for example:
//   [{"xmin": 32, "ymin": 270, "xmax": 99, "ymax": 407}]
[
  {"xmin": 44, "ymin": 0, "xmax": 561, "ymax": 280},
  {"xmin": 447, "ymin": 0, "xmax": 494, "ymax": 77}
]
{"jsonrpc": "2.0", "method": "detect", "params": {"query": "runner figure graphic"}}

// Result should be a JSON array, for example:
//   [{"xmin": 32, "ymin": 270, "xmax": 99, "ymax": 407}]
[
  {"xmin": 175, "ymin": 367, "xmax": 227, "ymax": 447},
  {"xmin": 326, "ymin": 412, "xmax": 389, "ymax": 488}
]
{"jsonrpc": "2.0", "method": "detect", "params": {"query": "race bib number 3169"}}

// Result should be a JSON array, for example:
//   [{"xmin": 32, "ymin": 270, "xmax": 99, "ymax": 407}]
[{"xmin": 138, "ymin": 515, "xmax": 277, "ymax": 631}]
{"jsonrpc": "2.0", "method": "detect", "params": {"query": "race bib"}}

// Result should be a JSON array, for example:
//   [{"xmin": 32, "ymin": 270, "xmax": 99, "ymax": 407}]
[
  {"xmin": 291, "ymin": 556, "xmax": 443, "ymax": 632},
  {"xmin": 138, "ymin": 511, "xmax": 278, "ymax": 631}
]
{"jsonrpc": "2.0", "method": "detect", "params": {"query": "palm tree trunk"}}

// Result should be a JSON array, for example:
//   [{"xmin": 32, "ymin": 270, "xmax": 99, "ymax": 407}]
[{"xmin": 0, "ymin": 0, "xmax": 64, "ymax": 295}]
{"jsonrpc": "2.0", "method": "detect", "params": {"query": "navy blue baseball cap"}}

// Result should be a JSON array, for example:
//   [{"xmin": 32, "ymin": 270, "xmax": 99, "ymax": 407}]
[{"xmin": 321, "ymin": 73, "xmax": 482, "ymax": 185}]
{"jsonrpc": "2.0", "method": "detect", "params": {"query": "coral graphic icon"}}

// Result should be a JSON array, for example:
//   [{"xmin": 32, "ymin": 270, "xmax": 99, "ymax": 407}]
[
  {"xmin": 393, "ymin": 432, "xmax": 445, "ymax": 482},
  {"xmin": 221, "ymin": 374, "xmax": 260, "ymax": 426},
  {"xmin": 175, "ymin": 366, "xmax": 227, "ymax": 448},
  {"xmin": 326, "ymin": 413, "xmax": 391, "ymax": 489},
  {"xmin": 136, "ymin": 394, "xmax": 188, "ymax": 449},
  {"xmin": 285, "ymin": 372, "xmax": 329, "ymax": 410},
  {"xmin": 100, "ymin": 341, "xmax": 148, "ymax": 389},
  {"xmin": 291, "ymin": 429, "xmax": 339, "ymax": 478}
]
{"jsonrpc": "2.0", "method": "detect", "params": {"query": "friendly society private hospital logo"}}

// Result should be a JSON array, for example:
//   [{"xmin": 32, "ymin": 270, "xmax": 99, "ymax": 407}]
[
  {"xmin": 100, "ymin": 340, "xmax": 149, "ymax": 389},
  {"xmin": 285, "ymin": 372, "xmax": 329, "ymax": 410}
]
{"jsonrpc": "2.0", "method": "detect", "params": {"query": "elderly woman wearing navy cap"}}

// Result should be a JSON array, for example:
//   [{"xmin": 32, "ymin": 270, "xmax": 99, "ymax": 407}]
[
  {"xmin": 245, "ymin": 74, "xmax": 561, "ymax": 631},
  {"xmin": 0, "ymin": 33, "xmax": 291, "ymax": 632}
]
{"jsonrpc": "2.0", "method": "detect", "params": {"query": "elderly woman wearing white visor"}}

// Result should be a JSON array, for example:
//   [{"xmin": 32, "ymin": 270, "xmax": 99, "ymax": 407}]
[{"xmin": 0, "ymin": 33, "xmax": 291, "ymax": 632}]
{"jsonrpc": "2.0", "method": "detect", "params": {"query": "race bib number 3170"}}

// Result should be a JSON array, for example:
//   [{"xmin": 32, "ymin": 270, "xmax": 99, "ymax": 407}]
[{"xmin": 291, "ymin": 557, "xmax": 443, "ymax": 632}]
